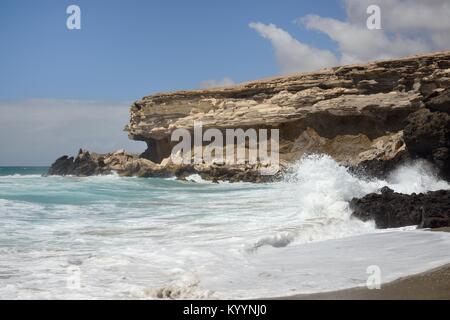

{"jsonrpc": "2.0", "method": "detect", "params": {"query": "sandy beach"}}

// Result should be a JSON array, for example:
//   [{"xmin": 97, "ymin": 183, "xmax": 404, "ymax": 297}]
[
  {"xmin": 270, "ymin": 228, "xmax": 450, "ymax": 300},
  {"xmin": 276, "ymin": 263, "xmax": 450, "ymax": 300}
]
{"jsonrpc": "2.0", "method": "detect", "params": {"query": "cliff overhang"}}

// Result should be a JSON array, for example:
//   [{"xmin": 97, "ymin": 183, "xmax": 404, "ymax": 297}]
[{"xmin": 49, "ymin": 51, "xmax": 450, "ymax": 182}]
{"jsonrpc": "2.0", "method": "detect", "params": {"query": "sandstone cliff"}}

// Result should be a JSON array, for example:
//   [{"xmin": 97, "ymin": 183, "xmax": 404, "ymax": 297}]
[
  {"xmin": 125, "ymin": 51, "xmax": 449, "ymax": 171},
  {"xmin": 49, "ymin": 51, "xmax": 450, "ymax": 181}
]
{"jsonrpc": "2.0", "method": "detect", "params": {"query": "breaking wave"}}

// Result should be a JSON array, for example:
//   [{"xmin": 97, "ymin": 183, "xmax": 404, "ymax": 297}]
[{"xmin": 247, "ymin": 155, "xmax": 449, "ymax": 251}]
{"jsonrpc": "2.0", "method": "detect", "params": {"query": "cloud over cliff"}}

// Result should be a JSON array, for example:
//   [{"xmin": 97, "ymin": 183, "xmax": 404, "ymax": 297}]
[
  {"xmin": 251, "ymin": 0, "xmax": 450, "ymax": 73},
  {"xmin": 249, "ymin": 22, "xmax": 338, "ymax": 73}
]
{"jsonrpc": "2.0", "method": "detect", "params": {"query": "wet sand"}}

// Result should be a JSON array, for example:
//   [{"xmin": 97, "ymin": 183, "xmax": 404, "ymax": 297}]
[
  {"xmin": 272, "ymin": 263, "xmax": 450, "ymax": 300},
  {"xmin": 269, "ymin": 228, "xmax": 450, "ymax": 300}
]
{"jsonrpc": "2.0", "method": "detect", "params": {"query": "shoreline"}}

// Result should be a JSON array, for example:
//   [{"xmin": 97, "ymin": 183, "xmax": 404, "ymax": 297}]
[
  {"xmin": 269, "ymin": 263, "xmax": 450, "ymax": 300},
  {"xmin": 268, "ymin": 228, "xmax": 450, "ymax": 300}
]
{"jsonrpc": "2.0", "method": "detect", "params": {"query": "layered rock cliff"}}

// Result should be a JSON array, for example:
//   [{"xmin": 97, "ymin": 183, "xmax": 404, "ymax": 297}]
[
  {"xmin": 125, "ymin": 51, "xmax": 449, "ymax": 175},
  {"xmin": 49, "ymin": 51, "xmax": 450, "ymax": 182}
]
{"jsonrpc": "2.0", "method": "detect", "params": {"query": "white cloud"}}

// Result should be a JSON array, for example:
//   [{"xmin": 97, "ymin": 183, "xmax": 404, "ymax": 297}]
[
  {"xmin": 344, "ymin": 0, "xmax": 450, "ymax": 49},
  {"xmin": 200, "ymin": 77, "xmax": 235, "ymax": 89},
  {"xmin": 301, "ymin": 14, "xmax": 430, "ymax": 65},
  {"xmin": 251, "ymin": 0, "xmax": 450, "ymax": 73},
  {"xmin": 249, "ymin": 22, "xmax": 338, "ymax": 74},
  {"xmin": 0, "ymin": 99, "xmax": 145, "ymax": 166},
  {"xmin": 344, "ymin": 0, "xmax": 450, "ymax": 33}
]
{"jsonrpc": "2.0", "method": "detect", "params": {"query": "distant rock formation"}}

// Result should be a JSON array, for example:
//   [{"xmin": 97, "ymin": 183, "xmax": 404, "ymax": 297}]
[
  {"xmin": 47, "ymin": 149, "xmax": 275, "ymax": 183},
  {"xmin": 47, "ymin": 149, "xmax": 167, "ymax": 177},
  {"xmin": 350, "ymin": 187, "xmax": 450, "ymax": 229},
  {"xmin": 49, "ymin": 51, "xmax": 450, "ymax": 182}
]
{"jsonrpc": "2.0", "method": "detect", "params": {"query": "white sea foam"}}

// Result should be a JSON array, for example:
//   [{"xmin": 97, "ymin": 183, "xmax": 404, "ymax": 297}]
[
  {"xmin": 256, "ymin": 155, "xmax": 449, "ymax": 248},
  {"xmin": 386, "ymin": 160, "xmax": 450, "ymax": 193},
  {"xmin": 139, "ymin": 273, "xmax": 216, "ymax": 299},
  {"xmin": 184, "ymin": 174, "xmax": 210, "ymax": 184},
  {"xmin": 0, "ymin": 174, "xmax": 42, "ymax": 179},
  {"xmin": 0, "ymin": 156, "xmax": 449, "ymax": 299}
]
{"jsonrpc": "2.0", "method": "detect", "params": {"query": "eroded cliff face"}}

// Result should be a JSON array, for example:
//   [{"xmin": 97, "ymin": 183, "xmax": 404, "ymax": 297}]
[
  {"xmin": 125, "ymin": 51, "xmax": 450, "ymax": 168},
  {"xmin": 49, "ymin": 51, "xmax": 450, "ymax": 182}
]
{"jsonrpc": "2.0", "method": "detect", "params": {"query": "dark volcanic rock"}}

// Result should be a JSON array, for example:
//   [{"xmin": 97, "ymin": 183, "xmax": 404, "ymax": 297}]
[
  {"xmin": 404, "ymin": 109, "xmax": 449, "ymax": 157},
  {"xmin": 403, "ymin": 108, "xmax": 450, "ymax": 180},
  {"xmin": 424, "ymin": 88, "xmax": 450, "ymax": 114},
  {"xmin": 350, "ymin": 187, "xmax": 450, "ymax": 229},
  {"xmin": 47, "ymin": 149, "xmax": 111, "ymax": 176},
  {"xmin": 349, "ymin": 150, "xmax": 410, "ymax": 179},
  {"xmin": 47, "ymin": 155, "xmax": 75, "ymax": 176}
]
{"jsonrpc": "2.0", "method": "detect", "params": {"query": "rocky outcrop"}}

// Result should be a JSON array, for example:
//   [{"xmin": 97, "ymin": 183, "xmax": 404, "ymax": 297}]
[
  {"xmin": 47, "ymin": 149, "xmax": 170, "ymax": 177},
  {"xmin": 352, "ymin": 88, "xmax": 450, "ymax": 180},
  {"xmin": 47, "ymin": 149, "xmax": 276, "ymax": 182},
  {"xmin": 403, "ymin": 89, "xmax": 450, "ymax": 180},
  {"xmin": 425, "ymin": 88, "xmax": 450, "ymax": 114},
  {"xmin": 48, "ymin": 153, "xmax": 106, "ymax": 176},
  {"xmin": 350, "ymin": 187, "xmax": 450, "ymax": 229}
]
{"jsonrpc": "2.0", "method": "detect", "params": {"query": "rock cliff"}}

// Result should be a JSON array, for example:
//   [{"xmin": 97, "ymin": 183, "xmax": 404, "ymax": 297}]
[
  {"xmin": 49, "ymin": 51, "xmax": 450, "ymax": 182},
  {"xmin": 125, "ymin": 51, "xmax": 449, "ymax": 174}
]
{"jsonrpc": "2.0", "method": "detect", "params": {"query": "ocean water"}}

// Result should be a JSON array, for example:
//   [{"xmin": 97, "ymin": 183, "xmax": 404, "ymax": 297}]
[{"xmin": 0, "ymin": 155, "xmax": 449, "ymax": 299}]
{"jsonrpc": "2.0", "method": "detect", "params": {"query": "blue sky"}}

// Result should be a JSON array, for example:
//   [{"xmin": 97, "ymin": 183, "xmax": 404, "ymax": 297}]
[
  {"xmin": 0, "ymin": 0, "xmax": 345, "ymax": 101},
  {"xmin": 1, "ymin": 0, "xmax": 449, "ymax": 165}
]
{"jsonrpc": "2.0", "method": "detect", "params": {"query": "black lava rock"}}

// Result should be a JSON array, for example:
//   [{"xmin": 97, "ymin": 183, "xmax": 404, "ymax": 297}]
[{"xmin": 350, "ymin": 187, "xmax": 450, "ymax": 229}]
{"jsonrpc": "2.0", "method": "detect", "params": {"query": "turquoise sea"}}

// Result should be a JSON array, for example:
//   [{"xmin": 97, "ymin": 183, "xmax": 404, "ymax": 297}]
[
  {"xmin": 1, "ymin": 156, "xmax": 450, "ymax": 299},
  {"xmin": 0, "ymin": 167, "xmax": 49, "ymax": 176}
]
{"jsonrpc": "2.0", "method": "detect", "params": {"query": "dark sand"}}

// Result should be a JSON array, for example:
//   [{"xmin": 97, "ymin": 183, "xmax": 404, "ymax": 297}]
[
  {"xmin": 432, "ymin": 227, "xmax": 450, "ymax": 233},
  {"xmin": 275, "ymin": 264, "xmax": 450, "ymax": 300}
]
